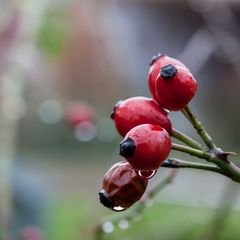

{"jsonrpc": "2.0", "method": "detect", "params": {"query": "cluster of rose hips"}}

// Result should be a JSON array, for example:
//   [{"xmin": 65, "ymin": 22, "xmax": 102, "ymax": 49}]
[{"xmin": 99, "ymin": 54, "xmax": 197, "ymax": 211}]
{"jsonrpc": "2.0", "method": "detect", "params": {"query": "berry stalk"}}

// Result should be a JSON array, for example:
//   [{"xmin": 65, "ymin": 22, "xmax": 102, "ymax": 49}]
[
  {"xmin": 161, "ymin": 158, "xmax": 224, "ymax": 175},
  {"xmin": 171, "ymin": 143, "xmax": 208, "ymax": 159},
  {"xmin": 171, "ymin": 143, "xmax": 240, "ymax": 182},
  {"xmin": 171, "ymin": 128, "xmax": 202, "ymax": 150},
  {"xmin": 180, "ymin": 105, "xmax": 240, "ymax": 183},
  {"xmin": 182, "ymin": 105, "xmax": 217, "ymax": 150}
]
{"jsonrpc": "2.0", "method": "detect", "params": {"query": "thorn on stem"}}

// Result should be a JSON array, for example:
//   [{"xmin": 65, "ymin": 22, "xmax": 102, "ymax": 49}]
[{"xmin": 216, "ymin": 149, "xmax": 237, "ymax": 163}]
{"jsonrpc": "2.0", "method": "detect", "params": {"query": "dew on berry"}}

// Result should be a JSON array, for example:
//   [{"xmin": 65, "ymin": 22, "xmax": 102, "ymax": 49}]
[
  {"xmin": 112, "ymin": 206, "xmax": 126, "ymax": 212},
  {"xmin": 118, "ymin": 219, "xmax": 129, "ymax": 230},
  {"xmin": 138, "ymin": 170, "xmax": 157, "ymax": 179},
  {"xmin": 102, "ymin": 222, "xmax": 114, "ymax": 233}
]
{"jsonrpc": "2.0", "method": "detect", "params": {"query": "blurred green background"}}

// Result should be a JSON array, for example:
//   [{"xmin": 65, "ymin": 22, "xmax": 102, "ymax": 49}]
[{"xmin": 0, "ymin": 0, "xmax": 240, "ymax": 239}]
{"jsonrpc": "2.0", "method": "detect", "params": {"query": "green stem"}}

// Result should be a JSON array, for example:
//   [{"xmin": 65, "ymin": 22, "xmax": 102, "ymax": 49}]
[
  {"xmin": 147, "ymin": 170, "xmax": 176, "ymax": 199},
  {"xmin": 171, "ymin": 143, "xmax": 208, "ymax": 159},
  {"xmin": 182, "ymin": 105, "xmax": 217, "ymax": 150},
  {"xmin": 180, "ymin": 106, "xmax": 240, "ymax": 183},
  {"xmin": 210, "ymin": 157, "xmax": 240, "ymax": 182},
  {"xmin": 161, "ymin": 158, "xmax": 224, "ymax": 175},
  {"xmin": 171, "ymin": 144, "xmax": 240, "ymax": 182},
  {"xmin": 171, "ymin": 128, "xmax": 202, "ymax": 150}
]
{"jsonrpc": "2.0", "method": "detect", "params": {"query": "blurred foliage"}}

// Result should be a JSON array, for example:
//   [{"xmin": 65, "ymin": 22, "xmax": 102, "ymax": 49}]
[
  {"xmin": 37, "ymin": 4, "xmax": 69, "ymax": 58},
  {"xmin": 45, "ymin": 200, "xmax": 240, "ymax": 240}
]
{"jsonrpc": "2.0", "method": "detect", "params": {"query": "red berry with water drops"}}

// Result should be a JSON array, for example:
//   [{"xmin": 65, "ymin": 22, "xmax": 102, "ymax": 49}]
[
  {"xmin": 155, "ymin": 64, "xmax": 197, "ymax": 111},
  {"xmin": 111, "ymin": 97, "xmax": 172, "ymax": 136},
  {"xmin": 99, "ymin": 161, "xmax": 148, "ymax": 211},
  {"xmin": 148, "ymin": 54, "xmax": 187, "ymax": 103},
  {"xmin": 120, "ymin": 124, "xmax": 171, "ymax": 171}
]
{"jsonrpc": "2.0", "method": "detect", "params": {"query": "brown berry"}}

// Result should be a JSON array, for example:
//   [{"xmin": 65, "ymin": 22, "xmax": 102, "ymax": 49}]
[{"xmin": 99, "ymin": 161, "xmax": 148, "ymax": 211}]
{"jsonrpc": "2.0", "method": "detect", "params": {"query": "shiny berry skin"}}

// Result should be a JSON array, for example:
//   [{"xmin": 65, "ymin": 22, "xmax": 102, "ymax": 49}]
[
  {"xmin": 120, "ymin": 124, "xmax": 171, "ymax": 171},
  {"xmin": 111, "ymin": 97, "xmax": 172, "ymax": 136},
  {"xmin": 155, "ymin": 64, "xmax": 197, "ymax": 111},
  {"xmin": 65, "ymin": 102, "xmax": 95, "ymax": 127},
  {"xmin": 148, "ymin": 54, "xmax": 187, "ymax": 102},
  {"xmin": 99, "ymin": 161, "xmax": 148, "ymax": 211}
]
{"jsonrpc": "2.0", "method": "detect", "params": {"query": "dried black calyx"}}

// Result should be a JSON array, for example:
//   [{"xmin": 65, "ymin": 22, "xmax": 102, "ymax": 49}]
[
  {"xmin": 160, "ymin": 64, "xmax": 177, "ymax": 79},
  {"xmin": 110, "ymin": 100, "xmax": 122, "ymax": 119},
  {"xmin": 110, "ymin": 106, "xmax": 117, "ymax": 119},
  {"xmin": 99, "ymin": 190, "xmax": 114, "ymax": 209},
  {"xmin": 119, "ymin": 138, "xmax": 136, "ymax": 158},
  {"xmin": 150, "ymin": 53, "xmax": 163, "ymax": 66}
]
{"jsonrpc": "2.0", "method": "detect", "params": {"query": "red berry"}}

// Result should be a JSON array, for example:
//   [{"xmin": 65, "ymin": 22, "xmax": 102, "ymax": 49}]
[
  {"xmin": 65, "ymin": 102, "xmax": 95, "ymax": 127},
  {"xmin": 155, "ymin": 64, "xmax": 197, "ymax": 111},
  {"xmin": 111, "ymin": 97, "xmax": 172, "ymax": 136},
  {"xmin": 99, "ymin": 161, "xmax": 148, "ymax": 211},
  {"xmin": 120, "ymin": 124, "xmax": 171, "ymax": 171},
  {"xmin": 148, "ymin": 54, "xmax": 186, "ymax": 103}
]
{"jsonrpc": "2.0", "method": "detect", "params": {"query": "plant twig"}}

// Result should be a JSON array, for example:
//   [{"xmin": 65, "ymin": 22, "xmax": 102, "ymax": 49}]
[
  {"xmin": 93, "ymin": 170, "xmax": 177, "ymax": 239},
  {"xmin": 182, "ymin": 105, "xmax": 217, "ymax": 150},
  {"xmin": 161, "ymin": 158, "xmax": 224, "ymax": 175},
  {"xmin": 171, "ymin": 143, "xmax": 208, "ymax": 159},
  {"xmin": 171, "ymin": 128, "xmax": 202, "ymax": 150},
  {"xmin": 210, "ymin": 157, "xmax": 240, "ymax": 183},
  {"xmin": 147, "ymin": 169, "xmax": 176, "ymax": 199},
  {"xmin": 181, "ymin": 106, "xmax": 240, "ymax": 183},
  {"xmin": 171, "ymin": 143, "xmax": 240, "ymax": 182}
]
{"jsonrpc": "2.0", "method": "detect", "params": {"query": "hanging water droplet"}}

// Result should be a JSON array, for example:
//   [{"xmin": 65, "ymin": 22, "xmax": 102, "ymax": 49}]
[
  {"xmin": 102, "ymin": 221, "xmax": 114, "ymax": 233},
  {"xmin": 138, "ymin": 170, "xmax": 157, "ymax": 179},
  {"xmin": 112, "ymin": 206, "xmax": 126, "ymax": 212},
  {"xmin": 118, "ymin": 219, "xmax": 129, "ymax": 230}
]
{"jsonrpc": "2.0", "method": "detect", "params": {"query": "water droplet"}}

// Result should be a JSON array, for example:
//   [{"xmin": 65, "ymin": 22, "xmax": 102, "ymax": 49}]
[
  {"xmin": 112, "ymin": 206, "xmax": 126, "ymax": 212},
  {"xmin": 138, "ymin": 170, "xmax": 157, "ymax": 179},
  {"xmin": 118, "ymin": 219, "xmax": 129, "ymax": 230},
  {"xmin": 102, "ymin": 222, "xmax": 114, "ymax": 233}
]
